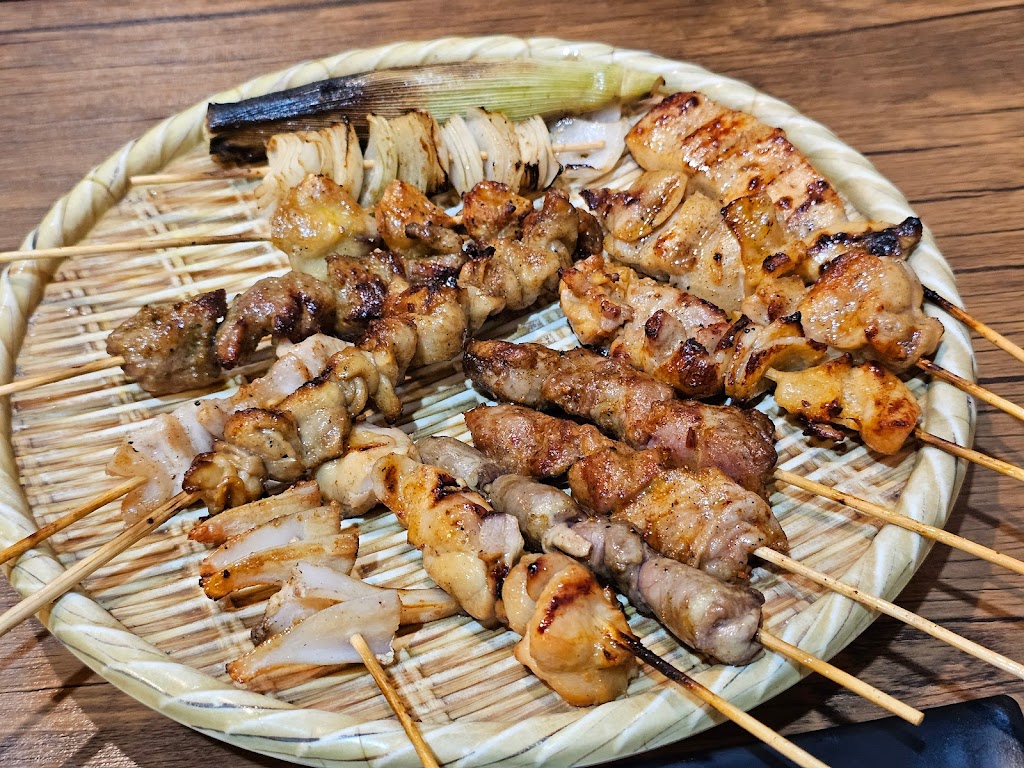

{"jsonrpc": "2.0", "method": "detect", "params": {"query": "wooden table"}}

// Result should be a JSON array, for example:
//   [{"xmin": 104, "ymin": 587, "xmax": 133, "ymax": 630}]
[{"xmin": 1, "ymin": 1, "xmax": 1022, "ymax": 765}]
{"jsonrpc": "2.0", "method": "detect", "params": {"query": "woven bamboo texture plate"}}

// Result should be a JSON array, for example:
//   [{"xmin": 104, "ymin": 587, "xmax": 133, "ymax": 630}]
[{"xmin": 0, "ymin": 36, "xmax": 974, "ymax": 767}]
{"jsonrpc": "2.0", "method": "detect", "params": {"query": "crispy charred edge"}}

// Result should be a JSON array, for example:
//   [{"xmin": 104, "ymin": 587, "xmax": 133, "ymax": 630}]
[{"xmin": 809, "ymin": 216, "xmax": 923, "ymax": 264}]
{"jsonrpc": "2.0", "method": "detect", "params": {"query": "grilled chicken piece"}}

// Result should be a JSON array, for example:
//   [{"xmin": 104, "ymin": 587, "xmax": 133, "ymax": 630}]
[
  {"xmin": 375, "ymin": 179, "xmax": 464, "ymax": 260},
  {"xmin": 215, "ymin": 272, "xmax": 338, "ymax": 370},
  {"xmin": 770, "ymin": 357, "xmax": 921, "ymax": 454},
  {"xmin": 251, "ymin": 563, "xmax": 460, "ymax": 646},
  {"xmin": 800, "ymin": 216, "xmax": 923, "ymax": 283},
  {"xmin": 798, "ymin": 249, "xmax": 943, "ymax": 371},
  {"xmin": 271, "ymin": 174, "xmax": 379, "ymax": 282},
  {"xmin": 106, "ymin": 289, "xmax": 227, "ymax": 396},
  {"xmin": 189, "ymin": 480, "xmax": 323, "ymax": 545},
  {"xmin": 571, "ymin": 449, "xmax": 787, "ymax": 582},
  {"xmin": 385, "ymin": 283, "xmax": 467, "ymax": 367},
  {"xmin": 723, "ymin": 313, "xmax": 827, "ymax": 401},
  {"xmin": 572, "ymin": 519, "xmax": 764, "ymax": 665},
  {"xmin": 463, "ymin": 340, "xmax": 777, "ymax": 495},
  {"xmin": 372, "ymin": 453, "xmax": 523, "ymax": 627},
  {"xmin": 316, "ymin": 425, "xmax": 418, "ymax": 516},
  {"xmin": 581, "ymin": 170, "xmax": 689, "ymax": 242},
  {"xmin": 236, "ymin": 334, "xmax": 352, "ymax": 409},
  {"xmin": 501, "ymin": 552, "xmax": 637, "ymax": 706},
  {"xmin": 626, "ymin": 92, "xmax": 847, "ymax": 238},
  {"xmin": 228, "ymin": 595, "xmax": 399, "ymax": 686},
  {"xmin": 461, "ymin": 180, "xmax": 532, "ymax": 241},
  {"xmin": 325, "ymin": 250, "xmax": 404, "ymax": 338},
  {"xmin": 421, "ymin": 437, "xmax": 764, "ymax": 665},
  {"xmin": 200, "ymin": 530, "xmax": 357, "ymax": 600},
  {"xmin": 464, "ymin": 404, "xmax": 614, "ymax": 478}
]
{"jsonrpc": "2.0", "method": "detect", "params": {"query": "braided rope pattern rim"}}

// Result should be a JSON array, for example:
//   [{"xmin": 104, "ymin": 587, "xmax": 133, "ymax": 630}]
[{"xmin": 0, "ymin": 36, "xmax": 974, "ymax": 767}]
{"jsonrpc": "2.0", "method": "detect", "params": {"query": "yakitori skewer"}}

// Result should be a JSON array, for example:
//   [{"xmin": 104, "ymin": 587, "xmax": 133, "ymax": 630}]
[
  {"xmin": 755, "ymin": 547, "xmax": 1024, "ymax": 681},
  {"xmin": 612, "ymin": 632, "xmax": 829, "ymax": 768},
  {"xmin": 350, "ymin": 632, "xmax": 441, "ymax": 768},
  {"xmin": 775, "ymin": 469, "xmax": 1024, "ymax": 577},
  {"xmin": 914, "ymin": 429, "xmax": 1024, "ymax": 483},
  {"xmin": 924, "ymin": 286, "xmax": 1024, "ymax": 366},
  {"xmin": 0, "ymin": 490, "xmax": 196, "ymax": 637},
  {"xmin": 130, "ymin": 138, "xmax": 608, "ymax": 187}
]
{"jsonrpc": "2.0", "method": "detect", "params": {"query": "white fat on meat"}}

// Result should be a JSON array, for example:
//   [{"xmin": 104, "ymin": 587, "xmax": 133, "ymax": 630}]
[
  {"xmin": 316, "ymin": 425, "xmax": 418, "ymax": 515},
  {"xmin": 188, "ymin": 480, "xmax": 322, "ymax": 546}
]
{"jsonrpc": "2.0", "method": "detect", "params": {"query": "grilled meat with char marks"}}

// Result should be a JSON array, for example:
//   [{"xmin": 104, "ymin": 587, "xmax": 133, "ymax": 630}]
[{"xmin": 106, "ymin": 289, "xmax": 227, "ymax": 395}]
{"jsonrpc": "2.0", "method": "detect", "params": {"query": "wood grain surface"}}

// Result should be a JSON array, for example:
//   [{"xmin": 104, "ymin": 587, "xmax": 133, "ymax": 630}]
[{"xmin": 1, "ymin": 1, "xmax": 1022, "ymax": 766}]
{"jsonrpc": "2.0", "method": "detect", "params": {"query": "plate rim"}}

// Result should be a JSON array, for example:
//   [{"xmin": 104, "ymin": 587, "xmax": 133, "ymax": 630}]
[{"xmin": 0, "ymin": 35, "xmax": 975, "ymax": 767}]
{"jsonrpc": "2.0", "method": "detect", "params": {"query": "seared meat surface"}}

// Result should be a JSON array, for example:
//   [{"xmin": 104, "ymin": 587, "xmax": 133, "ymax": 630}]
[
  {"xmin": 215, "ymin": 272, "xmax": 338, "ymax": 370},
  {"xmin": 463, "ymin": 340, "xmax": 777, "ymax": 495},
  {"xmin": 106, "ymin": 289, "xmax": 227, "ymax": 395}
]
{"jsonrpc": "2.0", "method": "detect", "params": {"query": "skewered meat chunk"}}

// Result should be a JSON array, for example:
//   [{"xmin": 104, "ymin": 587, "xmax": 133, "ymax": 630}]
[
  {"xmin": 572, "ymin": 520, "xmax": 764, "ymax": 665},
  {"xmin": 106, "ymin": 289, "xmax": 227, "ymax": 396},
  {"xmin": 464, "ymin": 404, "xmax": 614, "ymax": 478},
  {"xmin": 215, "ymin": 272, "xmax": 338, "ymax": 370},
  {"xmin": 189, "ymin": 480, "xmax": 322, "ymax": 545},
  {"xmin": 797, "ymin": 249, "xmax": 943, "ymax": 371},
  {"xmin": 316, "ymin": 425, "xmax": 417, "ymax": 516},
  {"xmin": 626, "ymin": 92, "xmax": 847, "ymax": 238},
  {"xmin": 461, "ymin": 181, "xmax": 532, "ymax": 242},
  {"xmin": 323, "ymin": 251, "xmax": 399, "ymax": 339},
  {"xmin": 374, "ymin": 179, "xmax": 464, "ymax": 260},
  {"xmin": 271, "ymin": 174, "xmax": 379, "ymax": 281},
  {"xmin": 770, "ymin": 356, "xmax": 921, "ymax": 454},
  {"xmin": 463, "ymin": 340, "xmax": 777, "ymax": 495},
  {"xmin": 421, "ymin": 437, "xmax": 765, "ymax": 665},
  {"xmin": 570, "ymin": 449, "xmax": 787, "ymax": 582},
  {"xmin": 372, "ymin": 453, "xmax": 524, "ymax": 627},
  {"xmin": 384, "ymin": 283, "xmax": 467, "ymax": 367},
  {"xmin": 581, "ymin": 170, "xmax": 689, "ymax": 242},
  {"xmin": 501, "ymin": 552, "xmax": 637, "ymax": 706},
  {"xmin": 800, "ymin": 216, "xmax": 923, "ymax": 283}
]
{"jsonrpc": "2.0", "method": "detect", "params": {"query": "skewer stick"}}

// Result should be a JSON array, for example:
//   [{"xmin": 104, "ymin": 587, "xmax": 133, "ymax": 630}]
[
  {"xmin": 128, "ymin": 140, "xmax": 609, "ymax": 186},
  {"xmin": 756, "ymin": 629, "xmax": 923, "ymax": 725},
  {"xmin": 914, "ymin": 428, "xmax": 1024, "ymax": 483},
  {"xmin": 350, "ymin": 632, "xmax": 440, "ymax": 768},
  {"xmin": 0, "ymin": 491, "xmax": 196, "ymax": 639},
  {"xmin": 755, "ymin": 547, "xmax": 1024, "ymax": 680},
  {"xmin": 613, "ymin": 631, "xmax": 829, "ymax": 768},
  {"xmin": 917, "ymin": 359, "xmax": 1024, "ymax": 425},
  {"xmin": 775, "ymin": 468, "xmax": 1024, "ymax": 577},
  {"xmin": 0, "ymin": 233, "xmax": 271, "ymax": 264},
  {"xmin": 0, "ymin": 356, "xmax": 125, "ymax": 398},
  {"xmin": 0, "ymin": 477, "xmax": 145, "ymax": 567},
  {"xmin": 924, "ymin": 286, "xmax": 1024, "ymax": 365}
]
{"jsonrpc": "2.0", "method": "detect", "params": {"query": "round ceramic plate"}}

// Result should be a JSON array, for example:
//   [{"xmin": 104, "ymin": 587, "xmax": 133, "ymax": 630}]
[{"xmin": 0, "ymin": 36, "xmax": 974, "ymax": 767}]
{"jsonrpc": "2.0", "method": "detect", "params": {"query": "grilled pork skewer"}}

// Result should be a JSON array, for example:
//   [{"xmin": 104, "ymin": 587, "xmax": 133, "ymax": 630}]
[{"xmin": 417, "ymin": 435, "xmax": 922, "ymax": 723}]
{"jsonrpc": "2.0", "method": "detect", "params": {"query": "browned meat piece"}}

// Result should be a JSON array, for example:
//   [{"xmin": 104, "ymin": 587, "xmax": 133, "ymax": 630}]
[
  {"xmin": 572, "ymin": 519, "xmax": 764, "ymax": 665},
  {"xmin": 626, "ymin": 92, "xmax": 847, "ymax": 238},
  {"xmin": 573, "ymin": 207, "xmax": 605, "ymax": 260},
  {"xmin": 797, "ymin": 249, "xmax": 943, "ymax": 371},
  {"xmin": 414, "ymin": 435, "xmax": 507, "ymax": 491},
  {"xmin": 106, "ymin": 289, "xmax": 227, "ymax": 396},
  {"xmin": 570, "ymin": 450, "xmax": 787, "ymax": 582},
  {"xmin": 461, "ymin": 181, "xmax": 532, "ymax": 242},
  {"xmin": 215, "ymin": 272, "xmax": 337, "ymax": 370},
  {"xmin": 501, "ymin": 552, "xmax": 637, "ymax": 706},
  {"xmin": 183, "ymin": 442, "xmax": 267, "ymax": 514},
  {"xmin": 463, "ymin": 340, "xmax": 777, "ymax": 495},
  {"xmin": 276, "ymin": 376, "xmax": 353, "ymax": 468},
  {"xmin": 384, "ymin": 284, "xmax": 467, "ymax": 367},
  {"xmin": 375, "ymin": 179, "xmax": 464, "ymax": 259},
  {"xmin": 271, "ymin": 174, "xmax": 379, "ymax": 281},
  {"xmin": 324, "ymin": 251, "xmax": 401, "ymax": 339},
  {"xmin": 222, "ymin": 408, "xmax": 305, "ymax": 484},
  {"xmin": 464, "ymin": 404, "xmax": 614, "ymax": 478},
  {"xmin": 582, "ymin": 170, "xmax": 690, "ymax": 241},
  {"xmin": 567, "ymin": 444, "xmax": 668, "ymax": 516},
  {"xmin": 800, "ymin": 216, "xmax": 923, "ymax": 282},
  {"xmin": 770, "ymin": 356, "xmax": 921, "ymax": 454}
]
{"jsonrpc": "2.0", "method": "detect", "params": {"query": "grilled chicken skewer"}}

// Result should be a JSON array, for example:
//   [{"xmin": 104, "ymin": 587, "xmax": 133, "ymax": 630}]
[{"xmin": 417, "ymin": 435, "xmax": 922, "ymax": 723}]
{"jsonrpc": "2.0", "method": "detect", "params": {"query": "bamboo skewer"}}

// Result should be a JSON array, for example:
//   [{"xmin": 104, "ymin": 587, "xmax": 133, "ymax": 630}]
[
  {"xmin": 128, "ymin": 140, "xmax": 609, "ymax": 186},
  {"xmin": 0, "ymin": 356, "xmax": 125, "ymax": 398},
  {"xmin": 755, "ymin": 547, "xmax": 1024, "ymax": 681},
  {"xmin": 924, "ymin": 287, "xmax": 1024, "ymax": 365},
  {"xmin": 914, "ymin": 428, "xmax": 1024, "ymax": 483},
  {"xmin": 775, "ymin": 468, "xmax": 1024, "ymax": 577},
  {"xmin": 0, "ymin": 233, "xmax": 270, "ymax": 264},
  {"xmin": 756, "ymin": 629, "xmax": 922, "ymax": 725},
  {"xmin": 350, "ymin": 632, "xmax": 441, "ymax": 768},
  {"xmin": 0, "ymin": 491, "xmax": 196, "ymax": 639},
  {"xmin": 917, "ymin": 358, "xmax": 1024, "ymax": 424},
  {"xmin": 0, "ymin": 477, "xmax": 145, "ymax": 567},
  {"xmin": 614, "ymin": 631, "xmax": 829, "ymax": 768}
]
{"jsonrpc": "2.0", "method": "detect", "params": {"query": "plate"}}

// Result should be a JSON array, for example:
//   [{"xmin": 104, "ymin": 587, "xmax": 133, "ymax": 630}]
[{"xmin": 0, "ymin": 36, "xmax": 974, "ymax": 767}]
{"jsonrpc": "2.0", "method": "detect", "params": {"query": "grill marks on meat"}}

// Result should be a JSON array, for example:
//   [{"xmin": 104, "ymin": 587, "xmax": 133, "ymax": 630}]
[
  {"xmin": 106, "ymin": 289, "xmax": 227, "ymax": 395},
  {"xmin": 216, "ymin": 272, "xmax": 338, "ymax": 370},
  {"xmin": 465, "ymin": 404, "xmax": 614, "ymax": 478},
  {"xmin": 626, "ymin": 92, "xmax": 847, "ymax": 238},
  {"xmin": 463, "ymin": 340, "xmax": 777, "ymax": 495}
]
